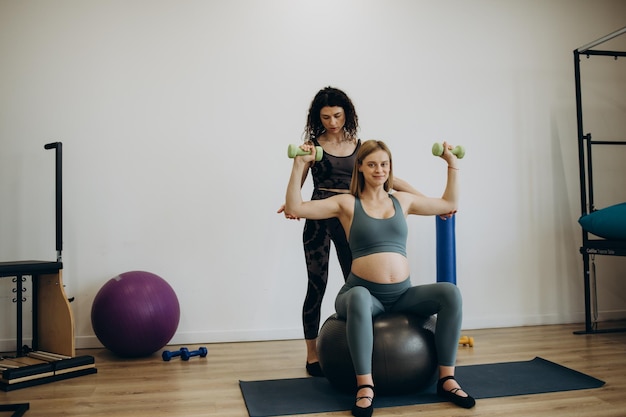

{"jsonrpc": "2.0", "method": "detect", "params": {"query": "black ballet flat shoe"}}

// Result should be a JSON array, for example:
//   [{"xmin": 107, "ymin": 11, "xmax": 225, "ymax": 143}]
[
  {"xmin": 437, "ymin": 376, "xmax": 476, "ymax": 409},
  {"xmin": 305, "ymin": 361, "xmax": 324, "ymax": 377},
  {"xmin": 352, "ymin": 384, "xmax": 374, "ymax": 417}
]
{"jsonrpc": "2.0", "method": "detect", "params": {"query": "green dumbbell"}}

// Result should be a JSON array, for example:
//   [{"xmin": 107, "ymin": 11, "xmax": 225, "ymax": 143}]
[
  {"xmin": 432, "ymin": 142, "xmax": 465, "ymax": 159},
  {"xmin": 288, "ymin": 144, "xmax": 323, "ymax": 162}
]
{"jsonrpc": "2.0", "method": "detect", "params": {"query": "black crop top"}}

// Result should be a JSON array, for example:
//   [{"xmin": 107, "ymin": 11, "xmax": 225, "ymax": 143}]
[{"xmin": 310, "ymin": 139, "xmax": 361, "ymax": 190}]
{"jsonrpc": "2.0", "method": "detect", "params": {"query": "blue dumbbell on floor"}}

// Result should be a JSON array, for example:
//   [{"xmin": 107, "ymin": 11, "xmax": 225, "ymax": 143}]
[
  {"xmin": 181, "ymin": 347, "xmax": 208, "ymax": 361},
  {"xmin": 162, "ymin": 347, "xmax": 186, "ymax": 361}
]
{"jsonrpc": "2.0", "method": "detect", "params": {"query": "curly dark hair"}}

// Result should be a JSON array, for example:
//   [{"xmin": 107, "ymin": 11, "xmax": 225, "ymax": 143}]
[{"xmin": 303, "ymin": 86, "xmax": 359, "ymax": 141}]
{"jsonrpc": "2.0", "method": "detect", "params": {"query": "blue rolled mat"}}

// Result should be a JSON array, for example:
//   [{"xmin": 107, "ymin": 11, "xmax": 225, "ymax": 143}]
[{"xmin": 436, "ymin": 215, "xmax": 456, "ymax": 284}]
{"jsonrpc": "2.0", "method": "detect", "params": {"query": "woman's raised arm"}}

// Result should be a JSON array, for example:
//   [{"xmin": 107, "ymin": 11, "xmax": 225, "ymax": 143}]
[
  {"xmin": 404, "ymin": 142, "xmax": 460, "ymax": 216},
  {"xmin": 285, "ymin": 146, "xmax": 346, "ymax": 221}
]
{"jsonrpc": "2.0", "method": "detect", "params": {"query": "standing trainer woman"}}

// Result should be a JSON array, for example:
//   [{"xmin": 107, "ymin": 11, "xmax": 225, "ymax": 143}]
[{"xmin": 278, "ymin": 87, "xmax": 423, "ymax": 377}]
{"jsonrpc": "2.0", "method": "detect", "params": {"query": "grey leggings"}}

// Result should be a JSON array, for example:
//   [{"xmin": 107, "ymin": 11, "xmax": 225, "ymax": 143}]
[{"xmin": 335, "ymin": 273, "xmax": 462, "ymax": 375}]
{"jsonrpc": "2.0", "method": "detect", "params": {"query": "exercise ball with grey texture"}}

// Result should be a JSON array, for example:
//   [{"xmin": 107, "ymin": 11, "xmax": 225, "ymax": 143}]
[{"xmin": 317, "ymin": 313, "xmax": 438, "ymax": 395}]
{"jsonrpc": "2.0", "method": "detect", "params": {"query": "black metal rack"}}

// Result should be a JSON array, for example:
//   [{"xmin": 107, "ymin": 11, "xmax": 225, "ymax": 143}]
[
  {"xmin": 573, "ymin": 27, "xmax": 626, "ymax": 334},
  {"xmin": 0, "ymin": 142, "xmax": 66, "ymax": 356}
]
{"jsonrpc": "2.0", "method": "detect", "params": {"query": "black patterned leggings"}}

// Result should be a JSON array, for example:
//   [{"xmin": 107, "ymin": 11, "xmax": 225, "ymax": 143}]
[{"xmin": 302, "ymin": 191, "xmax": 352, "ymax": 340}]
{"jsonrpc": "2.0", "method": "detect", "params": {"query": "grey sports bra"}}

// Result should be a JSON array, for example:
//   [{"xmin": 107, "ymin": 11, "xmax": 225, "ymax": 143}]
[{"xmin": 348, "ymin": 194, "xmax": 408, "ymax": 259}]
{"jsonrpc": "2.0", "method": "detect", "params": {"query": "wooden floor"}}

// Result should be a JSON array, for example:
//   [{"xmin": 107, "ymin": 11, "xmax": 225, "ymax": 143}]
[{"xmin": 2, "ymin": 321, "xmax": 626, "ymax": 417}]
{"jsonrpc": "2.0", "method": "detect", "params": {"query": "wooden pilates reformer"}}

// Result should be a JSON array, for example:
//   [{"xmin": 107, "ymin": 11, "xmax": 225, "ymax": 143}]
[{"xmin": 0, "ymin": 143, "xmax": 96, "ymax": 392}]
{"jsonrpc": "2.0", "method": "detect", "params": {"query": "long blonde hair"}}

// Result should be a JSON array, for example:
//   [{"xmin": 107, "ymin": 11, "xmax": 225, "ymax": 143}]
[{"xmin": 349, "ymin": 140, "xmax": 394, "ymax": 197}]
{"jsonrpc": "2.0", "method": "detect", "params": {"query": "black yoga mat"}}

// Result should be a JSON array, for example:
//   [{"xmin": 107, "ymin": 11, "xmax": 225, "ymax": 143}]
[{"xmin": 239, "ymin": 357, "xmax": 605, "ymax": 417}]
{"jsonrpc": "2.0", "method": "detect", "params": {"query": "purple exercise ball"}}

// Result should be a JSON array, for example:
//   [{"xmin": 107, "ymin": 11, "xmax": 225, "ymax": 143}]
[{"xmin": 91, "ymin": 270, "xmax": 180, "ymax": 357}]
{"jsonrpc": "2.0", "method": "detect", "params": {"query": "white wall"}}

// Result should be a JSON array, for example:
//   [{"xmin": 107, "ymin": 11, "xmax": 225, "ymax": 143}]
[{"xmin": 1, "ymin": 0, "xmax": 625, "ymax": 350}]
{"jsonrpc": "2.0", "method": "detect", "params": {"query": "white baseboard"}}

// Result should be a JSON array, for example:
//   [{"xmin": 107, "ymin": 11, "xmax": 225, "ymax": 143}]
[
  {"xmin": 3, "ymin": 310, "xmax": 626, "ymax": 353},
  {"xmin": 74, "ymin": 328, "xmax": 304, "ymax": 350},
  {"xmin": 462, "ymin": 310, "xmax": 626, "ymax": 330}
]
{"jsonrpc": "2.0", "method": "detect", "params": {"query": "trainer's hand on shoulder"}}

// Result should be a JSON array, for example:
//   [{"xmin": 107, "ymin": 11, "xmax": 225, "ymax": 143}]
[
  {"xmin": 277, "ymin": 204, "xmax": 300, "ymax": 220},
  {"xmin": 438, "ymin": 210, "xmax": 457, "ymax": 220}
]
